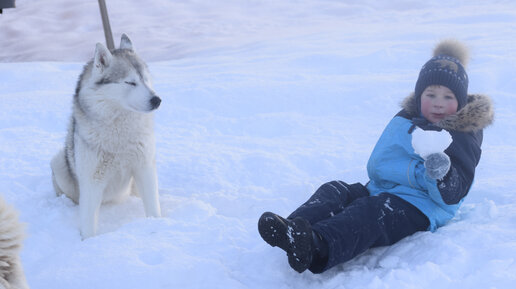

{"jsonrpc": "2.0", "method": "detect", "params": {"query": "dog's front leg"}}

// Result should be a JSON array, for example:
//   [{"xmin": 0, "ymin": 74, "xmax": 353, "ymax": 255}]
[
  {"xmin": 79, "ymin": 182, "xmax": 104, "ymax": 239},
  {"xmin": 134, "ymin": 164, "xmax": 161, "ymax": 218}
]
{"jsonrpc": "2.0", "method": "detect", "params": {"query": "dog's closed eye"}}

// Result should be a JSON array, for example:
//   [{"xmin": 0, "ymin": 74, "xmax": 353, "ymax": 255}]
[{"xmin": 125, "ymin": 81, "xmax": 137, "ymax": 86}]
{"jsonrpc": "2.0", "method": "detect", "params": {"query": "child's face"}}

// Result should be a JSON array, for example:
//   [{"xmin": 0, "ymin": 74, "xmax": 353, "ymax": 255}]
[{"xmin": 420, "ymin": 85, "xmax": 458, "ymax": 123}]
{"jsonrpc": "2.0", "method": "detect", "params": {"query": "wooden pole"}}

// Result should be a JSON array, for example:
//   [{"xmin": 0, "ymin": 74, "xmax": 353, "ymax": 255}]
[{"xmin": 98, "ymin": 0, "xmax": 115, "ymax": 51}]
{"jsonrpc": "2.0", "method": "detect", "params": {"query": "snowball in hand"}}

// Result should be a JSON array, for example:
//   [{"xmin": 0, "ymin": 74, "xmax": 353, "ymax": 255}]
[{"xmin": 411, "ymin": 127, "xmax": 452, "ymax": 159}]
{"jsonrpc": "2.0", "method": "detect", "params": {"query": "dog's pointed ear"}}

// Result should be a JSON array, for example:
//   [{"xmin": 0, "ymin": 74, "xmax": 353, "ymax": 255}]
[
  {"xmin": 120, "ymin": 34, "xmax": 134, "ymax": 51},
  {"xmin": 93, "ymin": 43, "xmax": 112, "ymax": 73}
]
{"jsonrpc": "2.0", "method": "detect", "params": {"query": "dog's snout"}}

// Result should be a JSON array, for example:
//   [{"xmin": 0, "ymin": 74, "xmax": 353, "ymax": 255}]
[{"xmin": 150, "ymin": 96, "xmax": 161, "ymax": 109}]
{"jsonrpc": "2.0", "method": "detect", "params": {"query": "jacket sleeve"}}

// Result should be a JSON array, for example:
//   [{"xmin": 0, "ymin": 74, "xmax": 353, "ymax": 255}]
[{"xmin": 437, "ymin": 130, "xmax": 483, "ymax": 204}]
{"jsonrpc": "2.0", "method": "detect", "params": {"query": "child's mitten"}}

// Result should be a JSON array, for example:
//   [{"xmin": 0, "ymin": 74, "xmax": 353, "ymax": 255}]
[{"xmin": 424, "ymin": 152, "xmax": 451, "ymax": 180}]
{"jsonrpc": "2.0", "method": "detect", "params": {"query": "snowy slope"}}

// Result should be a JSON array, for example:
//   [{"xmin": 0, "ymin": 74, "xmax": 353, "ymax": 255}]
[{"xmin": 1, "ymin": 1, "xmax": 516, "ymax": 288}]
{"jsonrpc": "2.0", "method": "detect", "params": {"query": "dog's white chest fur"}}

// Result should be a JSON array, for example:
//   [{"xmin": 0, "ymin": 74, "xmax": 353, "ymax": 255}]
[
  {"xmin": 74, "ymin": 108, "xmax": 156, "ymax": 201},
  {"xmin": 76, "ymin": 105, "xmax": 155, "ymax": 157}
]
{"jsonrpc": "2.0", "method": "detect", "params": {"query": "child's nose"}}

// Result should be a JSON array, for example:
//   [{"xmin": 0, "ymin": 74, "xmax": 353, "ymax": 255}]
[{"xmin": 433, "ymin": 99, "xmax": 445, "ymax": 108}]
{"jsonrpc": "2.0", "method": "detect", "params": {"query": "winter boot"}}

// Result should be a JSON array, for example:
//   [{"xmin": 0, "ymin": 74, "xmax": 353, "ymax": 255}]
[
  {"xmin": 308, "ymin": 230, "xmax": 330, "ymax": 273},
  {"xmin": 258, "ymin": 212, "xmax": 314, "ymax": 273},
  {"xmin": 258, "ymin": 211, "xmax": 290, "ymax": 251},
  {"xmin": 286, "ymin": 217, "xmax": 313, "ymax": 273}
]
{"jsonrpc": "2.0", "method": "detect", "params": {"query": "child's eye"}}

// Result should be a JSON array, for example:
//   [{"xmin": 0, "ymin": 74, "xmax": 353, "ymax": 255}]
[
  {"xmin": 445, "ymin": 95, "xmax": 455, "ymax": 100},
  {"xmin": 125, "ymin": 81, "xmax": 137, "ymax": 86},
  {"xmin": 425, "ymin": 93, "xmax": 435, "ymax": 98}
]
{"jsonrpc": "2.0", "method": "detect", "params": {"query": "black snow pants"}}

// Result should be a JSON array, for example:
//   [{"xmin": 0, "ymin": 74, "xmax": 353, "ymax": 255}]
[{"xmin": 288, "ymin": 181, "xmax": 430, "ymax": 273}]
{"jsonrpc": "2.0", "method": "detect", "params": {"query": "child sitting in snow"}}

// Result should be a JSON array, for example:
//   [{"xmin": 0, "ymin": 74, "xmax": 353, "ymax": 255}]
[{"xmin": 258, "ymin": 39, "xmax": 494, "ymax": 274}]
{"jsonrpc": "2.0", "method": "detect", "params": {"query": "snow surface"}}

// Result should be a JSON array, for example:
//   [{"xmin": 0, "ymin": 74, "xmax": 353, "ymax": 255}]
[{"xmin": 1, "ymin": 0, "xmax": 516, "ymax": 288}]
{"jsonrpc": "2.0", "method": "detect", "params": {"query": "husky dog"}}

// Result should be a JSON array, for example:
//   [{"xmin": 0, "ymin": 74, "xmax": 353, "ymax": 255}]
[
  {"xmin": 0, "ymin": 196, "xmax": 28, "ymax": 289},
  {"xmin": 50, "ymin": 34, "xmax": 162, "ymax": 239}
]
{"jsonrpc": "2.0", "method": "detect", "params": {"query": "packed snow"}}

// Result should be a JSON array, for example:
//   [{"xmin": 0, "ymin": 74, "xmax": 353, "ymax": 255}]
[
  {"xmin": 1, "ymin": 0, "xmax": 516, "ymax": 288},
  {"xmin": 411, "ymin": 128, "xmax": 453, "ymax": 159}
]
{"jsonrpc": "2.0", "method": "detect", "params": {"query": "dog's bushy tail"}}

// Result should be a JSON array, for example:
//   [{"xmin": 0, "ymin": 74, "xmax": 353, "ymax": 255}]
[{"xmin": 0, "ymin": 196, "xmax": 28, "ymax": 289}]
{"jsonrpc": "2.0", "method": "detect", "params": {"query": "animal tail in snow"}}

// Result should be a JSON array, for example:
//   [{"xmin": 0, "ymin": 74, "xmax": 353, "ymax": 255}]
[{"xmin": 0, "ymin": 196, "xmax": 29, "ymax": 289}]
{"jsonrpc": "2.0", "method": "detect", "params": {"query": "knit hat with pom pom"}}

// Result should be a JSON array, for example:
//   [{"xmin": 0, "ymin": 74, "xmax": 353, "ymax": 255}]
[{"xmin": 415, "ymin": 39, "xmax": 469, "ymax": 113}]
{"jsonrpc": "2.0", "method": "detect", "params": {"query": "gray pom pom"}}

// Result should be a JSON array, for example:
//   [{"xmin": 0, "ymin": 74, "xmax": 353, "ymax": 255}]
[{"xmin": 433, "ymin": 39, "xmax": 469, "ymax": 67}]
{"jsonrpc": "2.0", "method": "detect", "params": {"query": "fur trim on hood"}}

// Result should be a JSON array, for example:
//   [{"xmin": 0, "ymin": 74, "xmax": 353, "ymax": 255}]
[{"xmin": 401, "ymin": 93, "xmax": 494, "ymax": 132}]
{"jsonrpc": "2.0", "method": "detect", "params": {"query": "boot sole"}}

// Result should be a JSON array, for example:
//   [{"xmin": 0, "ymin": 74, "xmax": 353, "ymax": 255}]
[
  {"xmin": 258, "ymin": 212, "xmax": 290, "ymax": 252},
  {"xmin": 287, "ymin": 217, "xmax": 313, "ymax": 273}
]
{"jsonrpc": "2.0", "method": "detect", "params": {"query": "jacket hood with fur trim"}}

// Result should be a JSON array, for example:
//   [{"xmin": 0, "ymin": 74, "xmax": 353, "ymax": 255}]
[{"xmin": 401, "ymin": 93, "xmax": 494, "ymax": 132}]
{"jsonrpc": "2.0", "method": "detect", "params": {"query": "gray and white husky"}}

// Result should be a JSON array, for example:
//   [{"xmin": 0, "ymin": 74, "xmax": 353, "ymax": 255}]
[{"xmin": 50, "ymin": 34, "xmax": 162, "ymax": 239}]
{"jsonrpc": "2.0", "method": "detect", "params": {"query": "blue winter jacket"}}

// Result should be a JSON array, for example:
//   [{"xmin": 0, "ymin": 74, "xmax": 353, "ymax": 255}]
[{"xmin": 366, "ymin": 93, "xmax": 493, "ymax": 231}]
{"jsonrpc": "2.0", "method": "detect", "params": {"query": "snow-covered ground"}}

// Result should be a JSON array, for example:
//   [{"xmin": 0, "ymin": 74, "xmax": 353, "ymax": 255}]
[{"xmin": 1, "ymin": 0, "xmax": 516, "ymax": 288}]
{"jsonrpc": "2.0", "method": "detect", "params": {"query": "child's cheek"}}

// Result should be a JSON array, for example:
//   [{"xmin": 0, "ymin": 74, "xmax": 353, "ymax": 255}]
[{"xmin": 445, "ymin": 100, "xmax": 459, "ymax": 115}]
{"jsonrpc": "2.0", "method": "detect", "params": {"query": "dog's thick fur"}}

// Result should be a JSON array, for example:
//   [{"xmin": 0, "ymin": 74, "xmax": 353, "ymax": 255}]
[
  {"xmin": 0, "ymin": 196, "xmax": 28, "ymax": 289},
  {"xmin": 50, "ymin": 34, "xmax": 162, "ymax": 239}
]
